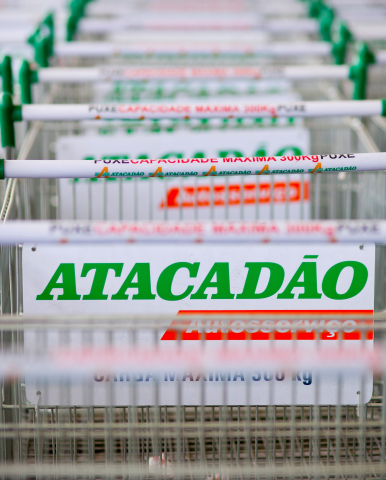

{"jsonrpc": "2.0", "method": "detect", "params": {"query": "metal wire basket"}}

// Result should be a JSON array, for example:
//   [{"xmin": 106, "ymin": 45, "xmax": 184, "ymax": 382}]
[{"xmin": 0, "ymin": 314, "xmax": 385, "ymax": 479}]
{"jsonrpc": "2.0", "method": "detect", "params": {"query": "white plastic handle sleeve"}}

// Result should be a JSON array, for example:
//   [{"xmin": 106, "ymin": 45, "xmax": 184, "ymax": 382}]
[
  {"xmin": 375, "ymin": 50, "xmax": 386, "ymax": 64},
  {"xmin": 78, "ymin": 17, "xmax": 261, "ymax": 33},
  {"xmin": 100, "ymin": 31, "xmax": 268, "ymax": 44},
  {"xmin": 86, "ymin": 2, "xmax": 306, "ymax": 16},
  {"xmin": 77, "ymin": 17, "xmax": 318, "ymax": 34},
  {"xmin": 0, "ymin": 11, "xmax": 46, "ymax": 27},
  {"xmin": 54, "ymin": 41, "xmax": 331, "ymax": 58},
  {"xmin": 0, "ymin": 220, "xmax": 385, "ymax": 244},
  {"xmin": 349, "ymin": 23, "xmax": 386, "ymax": 41},
  {"xmin": 2, "ymin": 152, "xmax": 386, "ymax": 179},
  {"xmin": 37, "ymin": 65, "xmax": 350, "ymax": 83},
  {"xmin": 20, "ymin": 100, "xmax": 384, "ymax": 121},
  {"xmin": 0, "ymin": 29, "xmax": 31, "ymax": 44}
]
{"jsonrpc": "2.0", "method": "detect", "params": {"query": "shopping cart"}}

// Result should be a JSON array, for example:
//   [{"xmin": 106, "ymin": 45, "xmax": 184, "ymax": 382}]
[{"xmin": 0, "ymin": 221, "xmax": 385, "ymax": 478}]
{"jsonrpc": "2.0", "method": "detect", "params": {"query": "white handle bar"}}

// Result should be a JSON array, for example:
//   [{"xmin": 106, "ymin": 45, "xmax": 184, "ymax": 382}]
[
  {"xmin": 0, "ymin": 220, "xmax": 384, "ymax": 244},
  {"xmin": 1, "ymin": 152, "xmax": 385, "ymax": 179},
  {"xmin": 20, "ymin": 100, "xmax": 384, "ymax": 121},
  {"xmin": 37, "ymin": 65, "xmax": 350, "ymax": 83},
  {"xmin": 54, "ymin": 41, "xmax": 331, "ymax": 58},
  {"xmin": 77, "ymin": 17, "xmax": 319, "ymax": 34}
]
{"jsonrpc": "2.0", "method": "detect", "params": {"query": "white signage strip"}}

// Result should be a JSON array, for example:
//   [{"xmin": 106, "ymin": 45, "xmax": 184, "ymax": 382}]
[
  {"xmin": 22, "ymin": 242, "xmax": 374, "ymax": 406},
  {"xmin": 53, "ymin": 41, "xmax": 331, "ymax": 58},
  {"xmin": 20, "ymin": 100, "xmax": 385, "ymax": 121},
  {"xmin": 0, "ymin": 220, "xmax": 386, "ymax": 244},
  {"xmin": 37, "ymin": 65, "xmax": 350, "ymax": 83},
  {"xmin": 2, "ymin": 153, "xmax": 385, "ymax": 179}
]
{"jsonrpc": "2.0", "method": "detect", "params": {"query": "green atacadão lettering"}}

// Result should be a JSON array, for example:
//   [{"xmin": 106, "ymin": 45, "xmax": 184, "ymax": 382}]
[
  {"xmin": 36, "ymin": 258, "xmax": 368, "ymax": 303},
  {"xmin": 237, "ymin": 262, "xmax": 285, "ymax": 299},
  {"xmin": 112, "ymin": 263, "xmax": 156, "ymax": 300},
  {"xmin": 82, "ymin": 263, "xmax": 123, "ymax": 300},
  {"xmin": 191, "ymin": 263, "xmax": 234, "ymax": 299},
  {"xmin": 322, "ymin": 261, "xmax": 368, "ymax": 300},
  {"xmin": 277, "ymin": 260, "xmax": 322, "ymax": 299},
  {"xmin": 36, "ymin": 263, "xmax": 81, "ymax": 300},
  {"xmin": 157, "ymin": 262, "xmax": 199, "ymax": 301}
]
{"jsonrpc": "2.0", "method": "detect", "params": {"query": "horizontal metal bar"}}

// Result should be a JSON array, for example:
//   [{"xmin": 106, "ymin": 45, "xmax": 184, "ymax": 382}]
[
  {"xmin": 0, "ymin": 343, "xmax": 383, "ymax": 378},
  {"xmin": 0, "ymin": 425, "xmax": 382, "ymax": 441},
  {"xmin": 0, "ymin": 314, "xmax": 382, "ymax": 334},
  {"xmin": 0, "ymin": 219, "xmax": 385, "ymax": 244},
  {"xmin": 0, "ymin": 461, "xmax": 385, "ymax": 478},
  {"xmin": 0, "ymin": 418, "xmax": 382, "ymax": 433},
  {"xmin": 0, "ymin": 313, "xmax": 382, "ymax": 323},
  {"xmin": 20, "ymin": 99, "xmax": 384, "ymax": 121},
  {"xmin": 1, "ymin": 152, "xmax": 384, "ymax": 178}
]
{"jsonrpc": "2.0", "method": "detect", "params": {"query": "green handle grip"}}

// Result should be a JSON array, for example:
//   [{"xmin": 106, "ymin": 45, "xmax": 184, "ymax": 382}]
[
  {"xmin": 19, "ymin": 60, "xmax": 38, "ymax": 104},
  {"xmin": 319, "ymin": 6, "xmax": 334, "ymax": 42},
  {"xmin": 349, "ymin": 43, "xmax": 376, "ymax": 100},
  {"xmin": 28, "ymin": 11, "xmax": 55, "ymax": 67},
  {"xmin": 67, "ymin": 0, "xmax": 93, "ymax": 41},
  {"xmin": 0, "ymin": 93, "xmax": 22, "ymax": 149},
  {"xmin": 308, "ymin": 0, "xmax": 325, "ymax": 18},
  {"xmin": 0, "ymin": 93, "xmax": 15, "ymax": 148},
  {"xmin": 0, "ymin": 56, "xmax": 13, "ymax": 95},
  {"xmin": 331, "ymin": 22, "xmax": 352, "ymax": 65}
]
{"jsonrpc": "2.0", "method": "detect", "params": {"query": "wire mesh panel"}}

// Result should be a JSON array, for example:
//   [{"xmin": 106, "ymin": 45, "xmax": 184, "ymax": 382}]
[{"xmin": 0, "ymin": 316, "xmax": 385, "ymax": 479}]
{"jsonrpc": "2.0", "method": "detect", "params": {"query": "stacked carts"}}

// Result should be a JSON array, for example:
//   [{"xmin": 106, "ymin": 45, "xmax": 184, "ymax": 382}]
[{"xmin": 0, "ymin": 0, "xmax": 386, "ymax": 479}]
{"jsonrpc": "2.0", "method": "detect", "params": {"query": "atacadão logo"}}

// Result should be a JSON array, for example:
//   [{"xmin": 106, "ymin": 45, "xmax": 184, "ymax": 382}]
[{"xmin": 36, "ymin": 255, "xmax": 368, "ymax": 302}]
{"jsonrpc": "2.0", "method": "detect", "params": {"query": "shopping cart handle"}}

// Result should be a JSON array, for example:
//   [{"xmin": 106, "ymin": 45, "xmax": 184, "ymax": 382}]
[{"xmin": 1, "ymin": 153, "xmax": 386, "ymax": 180}]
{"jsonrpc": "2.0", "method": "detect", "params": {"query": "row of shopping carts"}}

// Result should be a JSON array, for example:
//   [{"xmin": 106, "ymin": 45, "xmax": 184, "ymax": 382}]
[{"xmin": 1, "ymin": 0, "xmax": 386, "ymax": 479}]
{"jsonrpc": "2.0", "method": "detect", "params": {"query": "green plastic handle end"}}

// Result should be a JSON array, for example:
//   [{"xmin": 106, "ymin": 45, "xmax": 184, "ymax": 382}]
[
  {"xmin": 381, "ymin": 99, "xmax": 386, "ymax": 117},
  {"xmin": 331, "ymin": 22, "xmax": 352, "ymax": 65},
  {"xmin": 0, "ymin": 93, "xmax": 16, "ymax": 148},
  {"xmin": 28, "ymin": 11, "xmax": 55, "ymax": 68},
  {"xmin": 308, "ymin": 0, "xmax": 325, "ymax": 18},
  {"xmin": 319, "ymin": 6, "xmax": 334, "ymax": 42},
  {"xmin": 349, "ymin": 43, "xmax": 375, "ymax": 100},
  {"xmin": 43, "ymin": 12, "xmax": 55, "ymax": 57},
  {"xmin": 19, "ymin": 60, "xmax": 38, "ymax": 104},
  {"xmin": 0, "ymin": 159, "xmax": 4, "ymax": 180},
  {"xmin": 0, "ymin": 56, "xmax": 13, "ymax": 95},
  {"xmin": 67, "ymin": 0, "xmax": 92, "ymax": 41}
]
